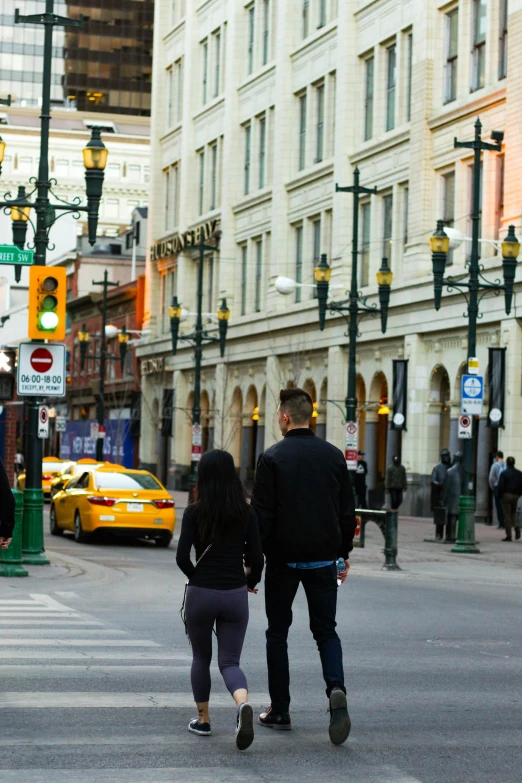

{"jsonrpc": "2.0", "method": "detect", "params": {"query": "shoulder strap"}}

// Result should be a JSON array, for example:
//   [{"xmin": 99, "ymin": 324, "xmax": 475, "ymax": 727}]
[{"xmin": 195, "ymin": 544, "xmax": 212, "ymax": 565}]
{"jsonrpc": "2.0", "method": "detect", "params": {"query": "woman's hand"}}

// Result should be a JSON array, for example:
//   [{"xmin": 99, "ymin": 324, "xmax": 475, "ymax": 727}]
[{"xmin": 248, "ymin": 587, "xmax": 258, "ymax": 594}]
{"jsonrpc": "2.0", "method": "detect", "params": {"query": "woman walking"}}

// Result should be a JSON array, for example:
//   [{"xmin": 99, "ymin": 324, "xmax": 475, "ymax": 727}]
[{"xmin": 176, "ymin": 449, "xmax": 263, "ymax": 750}]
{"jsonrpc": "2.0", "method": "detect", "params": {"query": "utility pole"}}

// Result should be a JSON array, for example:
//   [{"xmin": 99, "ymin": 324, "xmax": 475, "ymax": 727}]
[{"xmin": 92, "ymin": 270, "xmax": 119, "ymax": 461}]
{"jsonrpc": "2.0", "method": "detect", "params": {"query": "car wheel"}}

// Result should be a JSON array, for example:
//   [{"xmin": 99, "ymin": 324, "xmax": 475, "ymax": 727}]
[
  {"xmin": 74, "ymin": 511, "xmax": 89, "ymax": 544},
  {"xmin": 155, "ymin": 534, "xmax": 173, "ymax": 548},
  {"xmin": 50, "ymin": 505, "xmax": 63, "ymax": 537}
]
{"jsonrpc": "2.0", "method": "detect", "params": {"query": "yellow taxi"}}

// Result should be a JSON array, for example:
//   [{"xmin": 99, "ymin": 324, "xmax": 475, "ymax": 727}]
[
  {"xmin": 50, "ymin": 466, "xmax": 175, "ymax": 547},
  {"xmin": 17, "ymin": 457, "xmax": 74, "ymax": 497},
  {"xmin": 49, "ymin": 458, "xmax": 108, "ymax": 499}
]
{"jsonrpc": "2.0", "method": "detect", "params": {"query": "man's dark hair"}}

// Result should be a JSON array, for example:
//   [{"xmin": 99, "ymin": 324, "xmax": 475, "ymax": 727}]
[
  {"xmin": 279, "ymin": 388, "xmax": 313, "ymax": 425},
  {"xmin": 507, "ymin": 456, "xmax": 515, "ymax": 468},
  {"xmin": 497, "ymin": 450, "xmax": 504, "ymax": 459}
]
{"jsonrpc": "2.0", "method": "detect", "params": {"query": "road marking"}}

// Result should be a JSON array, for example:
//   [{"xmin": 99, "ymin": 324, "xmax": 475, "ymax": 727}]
[
  {"xmin": 0, "ymin": 692, "xmax": 271, "ymax": 708},
  {"xmin": 0, "ymin": 629, "xmax": 127, "ymax": 636},
  {"xmin": 0, "ymin": 652, "xmax": 189, "ymax": 660},
  {"xmin": 0, "ymin": 613, "xmax": 86, "ymax": 618},
  {"xmin": 0, "ymin": 620, "xmax": 104, "ymax": 625},
  {"xmin": 54, "ymin": 591, "xmax": 79, "ymax": 598},
  {"xmin": 29, "ymin": 593, "xmax": 77, "ymax": 611},
  {"xmin": 0, "ymin": 639, "xmax": 160, "ymax": 646},
  {"xmin": 0, "ymin": 664, "xmax": 191, "ymax": 674}
]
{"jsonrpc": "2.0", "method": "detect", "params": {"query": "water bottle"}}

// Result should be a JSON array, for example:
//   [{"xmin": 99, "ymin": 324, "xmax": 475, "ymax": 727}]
[{"xmin": 336, "ymin": 557, "xmax": 346, "ymax": 587}]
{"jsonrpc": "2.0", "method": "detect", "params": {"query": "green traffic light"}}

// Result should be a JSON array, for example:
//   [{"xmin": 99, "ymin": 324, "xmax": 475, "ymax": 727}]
[{"xmin": 39, "ymin": 311, "xmax": 59, "ymax": 330}]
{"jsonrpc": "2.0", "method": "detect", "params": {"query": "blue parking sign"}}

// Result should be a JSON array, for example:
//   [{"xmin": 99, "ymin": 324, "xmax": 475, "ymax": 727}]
[{"xmin": 461, "ymin": 374, "xmax": 484, "ymax": 415}]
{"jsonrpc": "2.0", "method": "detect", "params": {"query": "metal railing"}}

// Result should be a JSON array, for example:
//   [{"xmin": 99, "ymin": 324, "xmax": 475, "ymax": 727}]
[{"xmin": 354, "ymin": 508, "xmax": 401, "ymax": 571}]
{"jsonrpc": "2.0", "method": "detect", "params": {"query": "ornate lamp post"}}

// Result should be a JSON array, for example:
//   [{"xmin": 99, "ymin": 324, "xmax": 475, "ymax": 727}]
[
  {"xmin": 429, "ymin": 120, "xmax": 518, "ymax": 554},
  {"xmin": 169, "ymin": 231, "xmax": 227, "ymax": 491}
]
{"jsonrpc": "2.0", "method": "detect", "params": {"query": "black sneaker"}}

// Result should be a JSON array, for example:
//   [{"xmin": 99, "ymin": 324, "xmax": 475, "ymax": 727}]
[
  {"xmin": 188, "ymin": 718, "xmax": 211, "ymax": 736},
  {"xmin": 502, "ymin": 537, "xmax": 513, "ymax": 542},
  {"xmin": 328, "ymin": 687, "xmax": 351, "ymax": 745},
  {"xmin": 236, "ymin": 702, "xmax": 254, "ymax": 750},
  {"xmin": 258, "ymin": 706, "xmax": 291, "ymax": 730}
]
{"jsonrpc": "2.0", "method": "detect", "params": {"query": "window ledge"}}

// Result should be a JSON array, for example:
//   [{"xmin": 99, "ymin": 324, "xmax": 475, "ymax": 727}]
[
  {"xmin": 291, "ymin": 20, "xmax": 338, "ymax": 60},
  {"xmin": 428, "ymin": 85, "xmax": 506, "ymax": 132},
  {"xmin": 193, "ymin": 95, "xmax": 225, "ymax": 123},
  {"xmin": 159, "ymin": 124, "xmax": 182, "ymax": 144},
  {"xmin": 238, "ymin": 63, "xmax": 276, "ymax": 95},
  {"xmin": 286, "ymin": 160, "xmax": 334, "ymax": 192},
  {"xmin": 350, "ymin": 129, "xmax": 410, "ymax": 164},
  {"xmin": 233, "ymin": 188, "xmax": 273, "ymax": 214},
  {"xmin": 162, "ymin": 17, "xmax": 186, "ymax": 43}
]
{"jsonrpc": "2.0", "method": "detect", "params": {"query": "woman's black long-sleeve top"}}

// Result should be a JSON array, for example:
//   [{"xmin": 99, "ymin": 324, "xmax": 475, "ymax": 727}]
[{"xmin": 176, "ymin": 505, "xmax": 264, "ymax": 591}]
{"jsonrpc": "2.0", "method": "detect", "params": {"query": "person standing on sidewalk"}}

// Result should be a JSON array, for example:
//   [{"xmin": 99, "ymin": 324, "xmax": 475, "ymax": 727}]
[
  {"xmin": 497, "ymin": 456, "xmax": 522, "ymax": 542},
  {"xmin": 488, "ymin": 451, "xmax": 506, "ymax": 529},
  {"xmin": 0, "ymin": 458, "xmax": 15, "ymax": 550},
  {"xmin": 252, "ymin": 388, "xmax": 356, "ymax": 746},
  {"xmin": 354, "ymin": 450, "xmax": 368, "ymax": 509},
  {"xmin": 176, "ymin": 449, "xmax": 264, "ymax": 750},
  {"xmin": 385, "ymin": 455, "xmax": 407, "ymax": 512}
]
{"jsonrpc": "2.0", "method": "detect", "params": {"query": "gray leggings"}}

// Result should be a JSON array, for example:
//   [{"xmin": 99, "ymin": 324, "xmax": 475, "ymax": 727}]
[{"xmin": 185, "ymin": 585, "xmax": 249, "ymax": 703}]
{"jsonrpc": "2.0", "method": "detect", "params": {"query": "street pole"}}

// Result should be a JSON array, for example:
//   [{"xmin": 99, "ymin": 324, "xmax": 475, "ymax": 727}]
[
  {"xmin": 189, "ymin": 241, "xmax": 206, "ymax": 492},
  {"xmin": 93, "ymin": 270, "xmax": 118, "ymax": 461}
]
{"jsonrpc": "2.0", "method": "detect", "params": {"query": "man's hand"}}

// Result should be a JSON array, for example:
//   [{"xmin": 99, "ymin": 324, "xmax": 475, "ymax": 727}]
[
  {"xmin": 0, "ymin": 537, "xmax": 12, "ymax": 550},
  {"xmin": 248, "ymin": 587, "xmax": 258, "ymax": 594},
  {"xmin": 338, "ymin": 560, "xmax": 350, "ymax": 584}
]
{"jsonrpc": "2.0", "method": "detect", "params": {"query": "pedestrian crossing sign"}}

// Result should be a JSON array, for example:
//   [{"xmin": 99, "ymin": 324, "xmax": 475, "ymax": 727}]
[{"xmin": 461, "ymin": 374, "xmax": 484, "ymax": 415}]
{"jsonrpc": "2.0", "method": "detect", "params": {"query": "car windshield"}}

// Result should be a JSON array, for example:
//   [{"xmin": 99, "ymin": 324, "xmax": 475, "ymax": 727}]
[
  {"xmin": 94, "ymin": 472, "xmax": 163, "ymax": 491},
  {"xmin": 42, "ymin": 462, "xmax": 67, "ymax": 473}
]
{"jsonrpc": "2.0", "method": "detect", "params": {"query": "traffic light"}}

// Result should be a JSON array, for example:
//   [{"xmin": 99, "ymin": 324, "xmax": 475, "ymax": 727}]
[{"xmin": 28, "ymin": 266, "xmax": 66, "ymax": 340}]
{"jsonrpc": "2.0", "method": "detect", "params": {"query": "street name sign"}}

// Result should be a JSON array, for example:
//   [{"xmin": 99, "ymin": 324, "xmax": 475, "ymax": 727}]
[
  {"xmin": 17, "ymin": 343, "xmax": 65, "ymax": 396},
  {"xmin": 38, "ymin": 406, "xmax": 49, "ymax": 438},
  {"xmin": 461, "ymin": 374, "xmax": 484, "ymax": 415},
  {"xmin": 0, "ymin": 245, "xmax": 34, "ymax": 265}
]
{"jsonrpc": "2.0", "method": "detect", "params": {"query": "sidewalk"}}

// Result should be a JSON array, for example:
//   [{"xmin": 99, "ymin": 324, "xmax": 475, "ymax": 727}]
[{"xmin": 171, "ymin": 491, "xmax": 522, "ymax": 587}]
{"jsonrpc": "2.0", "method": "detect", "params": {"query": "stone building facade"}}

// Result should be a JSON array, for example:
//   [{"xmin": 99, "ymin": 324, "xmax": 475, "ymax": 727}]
[{"xmin": 137, "ymin": 0, "xmax": 522, "ymax": 518}]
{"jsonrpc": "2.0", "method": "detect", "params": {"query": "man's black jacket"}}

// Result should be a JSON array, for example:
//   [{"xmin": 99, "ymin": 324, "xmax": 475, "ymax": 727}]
[
  {"xmin": 251, "ymin": 428, "xmax": 356, "ymax": 564},
  {"xmin": 0, "ymin": 459, "xmax": 15, "ymax": 537},
  {"xmin": 498, "ymin": 466, "xmax": 522, "ymax": 498}
]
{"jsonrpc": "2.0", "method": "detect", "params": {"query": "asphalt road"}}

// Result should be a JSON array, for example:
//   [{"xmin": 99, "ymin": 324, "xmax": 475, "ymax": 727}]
[{"xmin": 0, "ymin": 509, "xmax": 520, "ymax": 783}]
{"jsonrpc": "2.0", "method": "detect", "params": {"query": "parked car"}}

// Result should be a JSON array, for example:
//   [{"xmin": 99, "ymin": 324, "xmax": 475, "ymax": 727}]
[
  {"xmin": 17, "ymin": 457, "xmax": 74, "ymax": 497},
  {"xmin": 49, "ymin": 459, "xmax": 125, "ymax": 498},
  {"xmin": 50, "ymin": 467, "xmax": 175, "ymax": 547}
]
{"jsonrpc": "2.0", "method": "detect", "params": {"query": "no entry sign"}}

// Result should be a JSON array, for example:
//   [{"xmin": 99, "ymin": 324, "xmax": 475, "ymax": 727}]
[{"xmin": 17, "ymin": 342, "xmax": 66, "ymax": 397}]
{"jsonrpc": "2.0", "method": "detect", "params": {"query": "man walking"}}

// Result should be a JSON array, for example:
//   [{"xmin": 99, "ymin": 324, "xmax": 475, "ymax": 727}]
[
  {"xmin": 354, "ymin": 450, "xmax": 368, "ymax": 508},
  {"xmin": 497, "ymin": 456, "xmax": 522, "ymax": 542},
  {"xmin": 252, "ymin": 388, "xmax": 356, "ymax": 745},
  {"xmin": 385, "ymin": 455, "xmax": 407, "ymax": 511},
  {"xmin": 488, "ymin": 451, "xmax": 506, "ymax": 529}
]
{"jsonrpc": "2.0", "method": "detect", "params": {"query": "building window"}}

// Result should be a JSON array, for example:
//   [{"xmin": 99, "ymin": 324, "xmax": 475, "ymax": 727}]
[
  {"xmin": 298, "ymin": 93, "xmax": 307, "ymax": 170},
  {"xmin": 386, "ymin": 45, "xmax": 396, "ymax": 131},
  {"xmin": 255, "ymin": 240, "xmax": 263, "ymax": 312},
  {"xmin": 471, "ymin": 0, "xmax": 486, "ymax": 91},
  {"xmin": 207, "ymin": 254, "xmax": 215, "ymax": 313},
  {"xmin": 213, "ymin": 31, "xmax": 221, "ymax": 98},
  {"xmin": 198, "ymin": 151, "xmax": 205, "ymax": 215},
  {"xmin": 382, "ymin": 194, "xmax": 393, "ymax": 260},
  {"xmin": 202, "ymin": 40, "xmax": 209, "ymax": 104},
  {"xmin": 499, "ymin": 0, "xmax": 508, "ymax": 79},
  {"xmin": 318, "ymin": 0, "xmax": 326, "ymax": 29},
  {"xmin": 210, "ymin": 144, "xmax": 218, "ymax": 210},
  {"xmin": 360, "ymin": 202, "xmax": 371, "ymax": 287},
  {"xmin": 467, "ymin": 163, "xmax": 483, "ymax": 258},
  {"xmin": 312, "ymin": 218, "xmax": 321, "ymax": 298},
  {"xmin": 406, "ymin": 33, "xmax": 413, "ymax": 122},
  {"xmin": 164, "ymin": 169, "xmax": 170, "ymax": 230},
  {"xmin": 442, "ymin": 170, "xmax": 455, "ymax": 265},
  {"xmin": 167, "ymin": 67, "xmax": 173, "ymax": 128},
  {"xmin": 364, "ymin": 56, "xmax": 374, "ymax": 141},
  {"xmin": 495, "ymin": 154, "xmax": 505, "ymax": 242},
  {"xmin": 247, "ymin": 5, "xmax": 255, "ymax": 75},
  {"xmin": 295, "ymin": 225, "xmax": 303, "ymax": 303},
  {"xmin": 241, "ymin": 245, "xmax": 248, "ymax": 315},
  {"xmin": 403, "ymin": 186, "xmax": 409, "ymax": 246},
  {"xmin": 259, "ymin": 115, "xmax": 266, "ymax": 189},
  {"xmin": 172, "ymin": 163, "xmax": 179, "ymax": 227},
  {"xmin": 262, "ymin": 0, "xmax": 270, "ymax": 65},
  {"xmin": 445, "ymin": 9, "xmax": 459, "ymax": 103},
  {"xmin": 303, "ymin": 0, "xmax": 309, "ymax": 39},
  {"xmin": 175, "ymin": 59, "xmax": 183, "ymax": 122},
  {"xmin": 315, "ymin": 83, "xmax": 325, "ymax": 163},
  {"xmin": 244, "ymin": 124, "xmax": 251, "ymax": 195}
]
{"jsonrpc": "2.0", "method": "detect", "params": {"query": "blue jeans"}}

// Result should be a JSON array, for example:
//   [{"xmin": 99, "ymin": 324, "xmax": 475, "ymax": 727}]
[{"xmin": 265, "ymin": 562, "xmax": 345, "ymax": 713}]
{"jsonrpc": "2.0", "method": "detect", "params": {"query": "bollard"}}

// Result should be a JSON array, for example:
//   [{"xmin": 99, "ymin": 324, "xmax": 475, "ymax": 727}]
[
  {"xmin": 22, "ymin": 488, "xmax": 50, "ymax": 565},
  {"xmin": 0, "ymin": 489, "xmax": 29, "ymax": 577},
  {"xmin": 451, "ymin": 495, "xmax": 480, "ymax": 554},
  {"xmin": 382, "ymin": 510, "xmax": 401, "ymax": 571}
]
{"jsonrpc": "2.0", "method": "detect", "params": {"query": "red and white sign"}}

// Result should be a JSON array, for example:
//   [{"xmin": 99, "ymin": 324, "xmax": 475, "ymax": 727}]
[
  {"xmin": 30, "ymin": 347, "xmax": 53, "ymax": 373},
  {"xmin": 191, "ymin": 444, "xmax": 202, "ymax": 462},
  {"xmin": 458, "ymin": 414, "xmax": 472, "ymax": 439},
  {"xmin": 345, "ymin": 421, "xmax": 358, "ymax": 471},
  {"xmin": 192, "ymin": 424, "xmax": 202, "ymax": 446},
  {"xmin": 17, "ymin": 342, "xmax": 65, "ymax": 397},
  {"xmin": 98, "ymin": 425, "xmax": 106, "ymax": 440},
  {"xmin": 38, "ymin": 405, "xmax": 49, "ymax": 438}
]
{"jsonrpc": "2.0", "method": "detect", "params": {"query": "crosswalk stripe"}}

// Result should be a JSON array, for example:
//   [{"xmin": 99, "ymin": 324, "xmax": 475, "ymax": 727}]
[
  {"xmin": 0, "ymin": 639, "xmax": 160, "ymax": 646},
  {"xmin": 0, "ymin": 652, "xmax": 189, "ymax": 660},
  {"xmin": 0, "ymin": 664, "xmax": 190, "ymax": 673},
  {"xmin": 0, "ymin": 692, "xmax": 271, "ymax": 708},
  {"xmin": 0, "ymin": 620, "xmax": 104, "ymax": 625},
  {"xmin": 29, "ymin": 593, "xmax": 78, "ymax": 611},
  {"xmin": 0, "ymin": 613, "xmax": 86, "ymax": 618},
  {"xmin": 0, "ymin": 629, "xmax": 128, "ymax": 635}
]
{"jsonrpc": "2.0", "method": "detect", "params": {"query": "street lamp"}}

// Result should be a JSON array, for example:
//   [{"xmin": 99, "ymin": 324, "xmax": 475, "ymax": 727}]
[
  {"xmin": 118, "ymin": 325, "xmax": 130, "ymax": 373},
  {"xmin": 429, "ymin": 118, "xmax": 517, "ymax": 554},
  {"xmin": 83, "ymin": 127, "xmax": 108, "ymax": 246},
  {"xmin": 78, "ymin": 324, "xmax": 89, "ymax": 371},
  {"xmin": 0, "ymin": 135, "xmax": 5, "ymax": 176},
  {"xmin": 168, "ymin": 229, "xmax": 225, "ymax": 492}
]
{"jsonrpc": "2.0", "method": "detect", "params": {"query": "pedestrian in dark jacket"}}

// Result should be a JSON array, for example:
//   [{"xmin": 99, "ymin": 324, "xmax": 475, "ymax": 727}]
[
  {"xmin": 440, "ymin": 453, "xmax": 463, "ymax": 543},
  {"xmin": 497, "ymin": 456, "xmax": 522, "ymax": 541},
  {"xmin": 354, "ymin": 450, "xmax": 368, "ymax": 508},
  {"xmin": 252, "ymin": 388, "xmax": 356, "ymax": 746},
  {"xmin": 385, "ymin": 455, "xmax": 407, "ymax": 511},
  {"xmin": 0, "ymin": 458, "xmax": 15, "ymax": 549}
]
